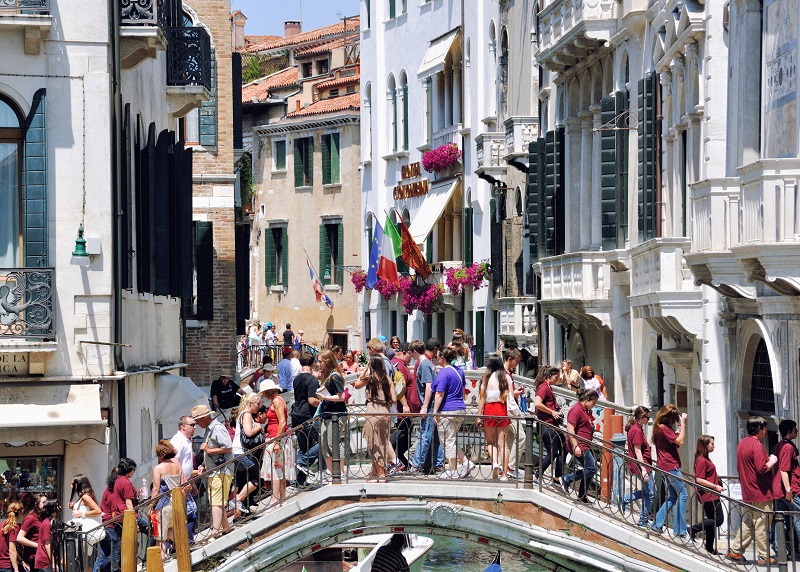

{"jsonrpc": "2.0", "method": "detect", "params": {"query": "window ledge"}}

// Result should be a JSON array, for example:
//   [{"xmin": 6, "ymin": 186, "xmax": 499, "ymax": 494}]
[
  {"xmin": 271, "ymin": 169, "xmax": 287, "ymax": 175},
  {"xmin": 269, "ymin": 286, "xmax": 286, "ymax": 293},
  {"xmin": 185, "ymin": 319, "xmax": 209, "ymax": 329},
  {"xmin": 324, "ymin": 284, "xmax": 342, "ymax": 292},
  {"xmin": 323, "ymin": 183, "xmax": 342, "ymax": 190},
  {"xmin": 295, "ymin": 185, "xmax": 313, "ymax": 193},
  {"xmin": 417, "ymin": 143, "xmax": 432, "ymax": 152},
  {"xmin": 383, "ymin": 150, "xmax": 410, "ymax": 161}
]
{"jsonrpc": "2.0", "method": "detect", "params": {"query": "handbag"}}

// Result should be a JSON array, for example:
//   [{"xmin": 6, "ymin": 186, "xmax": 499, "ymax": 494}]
[{"xmin": 239, "ymin": 412, "xmax": 265, "ymax": 451}]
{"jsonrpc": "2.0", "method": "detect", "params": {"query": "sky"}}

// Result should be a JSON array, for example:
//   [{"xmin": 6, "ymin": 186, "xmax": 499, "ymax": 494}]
[{"xmin": 231, "ymin": 0, "xmax": 360, "ymax": 36}]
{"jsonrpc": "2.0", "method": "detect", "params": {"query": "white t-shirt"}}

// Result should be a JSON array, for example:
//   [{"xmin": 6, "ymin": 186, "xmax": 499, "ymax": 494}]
[
  {"xmin": 291, "ymin": 358, "xmax": 302, "ymax": 380},
  {"xmin": 170, "ymin": 431, "xmax": 194, "ymax": 480}
]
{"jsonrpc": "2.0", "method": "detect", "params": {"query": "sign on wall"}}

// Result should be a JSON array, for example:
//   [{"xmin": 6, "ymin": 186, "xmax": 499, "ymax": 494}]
[
  {"xmin": 393, "ymin": 162, "xmax": 430, "ymax": 200},
  {"xmin": 0, "ymin": 353, "xmax": 29, "ymax": 375}
]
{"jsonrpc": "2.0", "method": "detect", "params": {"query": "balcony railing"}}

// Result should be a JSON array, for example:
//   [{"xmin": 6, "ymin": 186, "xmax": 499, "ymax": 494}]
[
  {"xmin": 536, "ymin": 251, "xmax": 611, "ymax": 303},
  {"xmin": 504, "ymin": 116, "xmax": 538, "ymax": 156},
  {"xmin": 475, "ymin": 132, "xmax": 505, "ymax": 170},
  {"xmin": 629, "ymin": 238, "xmax": 694, "ymax": 298},
  {"xmin": 691, "ymin": 177, "xmax": 740, "ymax": 252},
  {"xmin": 431, "ymin": 123, "xmax": 462, "ymax": 151},
  {"xmin": 0, "ymin": 0, "xmax": 48, "ymax": 13},
  {"xmin": 165, "ymin": 26, "xmax": 212, "ymax": 91},
  {"xmin": 739, "ymin": 158, "xmax": 800, "ymax": 244},
  {"xmin": 498, "ymin": 297, "xmax": 537, "ymax": 338},
  {"xmin": 0, "ymin": 267, "xmax": 55, "ymax": 338},
  {"xmin": 120, "ymin": 0, "xmax": 172, "ymax": 27}
]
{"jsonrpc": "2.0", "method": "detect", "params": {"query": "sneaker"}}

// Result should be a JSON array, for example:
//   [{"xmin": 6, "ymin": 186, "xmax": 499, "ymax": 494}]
[
  {"xmin": 756, "ymin": 557, "xmax": 776, "ymax": 566},
  {"xmin": 506, "ymin": 469, "xmax": 520, "ymax": 480},
  {"xmin": 499, "ymin": 475, "xmax": 509, "ymax": 482},
  {"xmin": 560, "ymin": 478, "xmax": 571, "ymax": 496},
  {"xmin": 323, "ymin": 469, "xmax": 332, "ymax": 482},
  {"xmin": 296, "ymin": 464, "xmax": 308, "ymax": 477},
  {"xmin": 388, "ymin": 461, "xmax": 406, "ymax": 476},
  {"xmin": 439, "ymin": 470, "xmax": 458, "ymax": 480},
  {"xmin": 649, "ymin": 525, "xmax": 663, "ymax": 535},
  {"xmin": 725, "ymin": 552, "xmax": 745, "ymax": 562},
  {"xmin": 407, "ymin": 465, "xmax": 420, "ymax": 474},
  {"xmin": 459, "ymin": 460, "xmax": 476, "ymax": 478},
  {"xmin": 636, "ymin": 521, "xmax": 652, "ymax": 529},
  {"xmin": 227, "ymin": 500, "xmax": 249, "ymax": 515},
  {"xmin": 286, "ymin": 485, "xmax": 296, "ymax": 495}
]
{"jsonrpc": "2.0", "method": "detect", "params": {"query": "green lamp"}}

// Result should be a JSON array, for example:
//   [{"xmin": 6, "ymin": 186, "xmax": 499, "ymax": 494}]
[{"xmin": 71, "ymin": 224, "xmax": 90, "ymax": 266}]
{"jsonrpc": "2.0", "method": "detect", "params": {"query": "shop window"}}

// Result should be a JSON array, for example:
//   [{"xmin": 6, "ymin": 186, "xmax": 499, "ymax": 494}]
[{"xmin": 0, "ymin": 457, "xmax": 61, "ymax": 507}]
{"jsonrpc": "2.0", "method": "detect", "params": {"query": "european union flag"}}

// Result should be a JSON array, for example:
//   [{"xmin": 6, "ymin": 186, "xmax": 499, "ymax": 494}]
[{"xmin": 366, "ymin": 219, "xmax": 384, "ymax": 289}]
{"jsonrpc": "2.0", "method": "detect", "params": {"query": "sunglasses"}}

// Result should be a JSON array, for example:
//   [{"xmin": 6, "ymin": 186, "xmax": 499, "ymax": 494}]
[{"xmin": 184, "ymin": 422, "xmax": 197, "ymax": 427}]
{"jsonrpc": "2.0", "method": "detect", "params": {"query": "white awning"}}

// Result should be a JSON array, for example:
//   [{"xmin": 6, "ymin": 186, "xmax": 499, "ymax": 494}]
[
  {"xmin": 417, "ymin": 28, "xmax": 460, "ymax": 79},
  {"xmin": 407, "ymin": 179, "xmax": 459, "ymax": 244},
  {"xmin": 155, "ymin": 373, "xmax": 208, "ymax": 436},
  {"xmin": 0, "ymin": 384, "xmax": 106, "ymax": 446}
]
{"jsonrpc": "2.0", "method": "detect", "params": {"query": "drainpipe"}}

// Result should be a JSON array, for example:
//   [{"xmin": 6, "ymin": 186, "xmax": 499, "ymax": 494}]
[{"xmin": 109, "ymin": 0, "xmax": 127, "ymax": 456}]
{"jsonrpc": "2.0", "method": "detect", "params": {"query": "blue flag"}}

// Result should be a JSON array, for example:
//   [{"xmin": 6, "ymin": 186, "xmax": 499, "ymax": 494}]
[{"xmin": 366, "ymin": 219, "xmax": 384, "ymax": 289}]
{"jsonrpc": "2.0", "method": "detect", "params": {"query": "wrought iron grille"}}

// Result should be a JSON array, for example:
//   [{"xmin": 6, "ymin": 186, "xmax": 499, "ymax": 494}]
[
  {"xmin": 120, "ymin": 0, "xmax": 175, "ymax": 27},
  {"xmin": 751, "ymin": 338, "xmax": 776, "ymax": 413},
  {"xmin": 0, "ymin": 268, "xmax": 55, "ymax": 338},
  {"xmin": 0, "ymin": 0, "xmax": 48, "ymax": 13},
  {"xmin": 165, "ymin": 26, "xmax": 211, "ymax": 91}
]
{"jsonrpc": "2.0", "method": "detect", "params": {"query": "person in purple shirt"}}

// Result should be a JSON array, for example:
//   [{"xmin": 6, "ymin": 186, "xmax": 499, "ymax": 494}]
[{"xmin": 432, "ymin": 346, "xmax": 476, "ymax": 480}]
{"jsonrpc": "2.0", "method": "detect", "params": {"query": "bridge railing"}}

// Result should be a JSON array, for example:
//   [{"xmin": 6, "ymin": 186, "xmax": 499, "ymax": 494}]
[{"xmin": 52, "ymin": 411, "xmax": 794, "ymax": 572}]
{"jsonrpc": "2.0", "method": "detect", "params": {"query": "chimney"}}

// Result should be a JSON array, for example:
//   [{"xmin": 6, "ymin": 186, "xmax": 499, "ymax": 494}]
[
  {"xmin": 231, "ymin": 11, "xmax": 247, "ymax": 51},
  {"xmin": 284, "ymin": 21, "xmax": 302, "ymax": 38},
  {"xmin": 296, "ymin": 100, "xmax": 301, "ymax": 112}
]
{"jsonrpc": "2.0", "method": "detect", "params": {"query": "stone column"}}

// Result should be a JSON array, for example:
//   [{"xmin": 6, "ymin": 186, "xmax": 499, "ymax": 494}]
[
  {"xmin": 363, "ymin": 95, "xmax": 372, "ymax": 161},
  {"xmin": 444, "ymin": 68, "xmax": 453, "ymax": 128},
  {"xmin": 578, "ymin": 110, "xmax": 594, "ymax": 250},
  {"xmin": 396, "ymin": 86, "xmax": 406, "ymax": 151},
  {"xmin": 564, "ymin": 117, "xmax": 583, "ymax": 252},
  {"xmin": 591, "ymin": 104, "xmax": 602, "ymax": 248},
  {"xmin": 452, "ymin": 63, "xmax": 462, "ymax": 125},
  {"xmin": 386, "ymin": 87, "xmax": 397, "ymax": 152},
  {"xmin": 422, "ymin": 78, "xmax": 432, "ymax": 144},
  {"xmin": 432, "ymin": 72, "xmax": 442, "ymax": 133}
]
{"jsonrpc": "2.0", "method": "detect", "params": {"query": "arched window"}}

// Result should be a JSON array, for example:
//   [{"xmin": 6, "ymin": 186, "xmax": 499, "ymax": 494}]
[
  {"xmin": 387, "ymin": 75, "xmax": 397, "ymax": 152},
  {"xmin": 515, "ymin": 186, "xmax": 523, "ymax": 216},
  {"xmin": 750, "ymin": 338, "xmax": 775, "ymax": 414},
  {"xmin": 0, "ymin": 96, "xmax": 23, "ymax": 268},
  {"xmin": 399, "ymin": 72, "xmax": 409, "ymax": 151}
]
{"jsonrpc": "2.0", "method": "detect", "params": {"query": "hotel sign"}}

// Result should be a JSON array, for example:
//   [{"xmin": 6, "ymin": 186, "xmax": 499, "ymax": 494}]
[
  {"xmin": 0, "ymin": 353, "xmax": 29, "ymax": 375},
  {"xmin": 393, "ymin": 162, "xmax": 430, "ymax": 200}
]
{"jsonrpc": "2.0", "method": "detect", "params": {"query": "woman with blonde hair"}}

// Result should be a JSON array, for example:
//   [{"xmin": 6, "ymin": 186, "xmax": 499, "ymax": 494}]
[
  {"xmin": 316, "ymin": 350, "xmax": 348, "ymax": 481},
  {"xmin": 151, "ymin": 440, "xmax": 184, "ymax": 556},
  {"xmin": 355, "ymin": 355, "xmax": 397, "ymax": 482},
  {"xmin": 0, "ymin": 501, "xmax": 22, "ymax": 572},
  {"xmin": 232, "ymin": 392, "xmax": 264, "ymax": 516},
  {"xmin": 477, "ymin": 354, "xmax": 510, "ymax": 479},
  {"xmin": 650, "ymin": 404, "xmax": 688, "ymax": 537}
]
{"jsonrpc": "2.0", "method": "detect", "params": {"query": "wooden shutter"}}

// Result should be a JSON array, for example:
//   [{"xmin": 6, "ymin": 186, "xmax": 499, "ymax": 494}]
[
  {"xmin": 199, "ymin": 48, "xmax": 217, "ymax": 146},
  {"xmin": 526, "ymin": 138, "xmax": 545, "ymax": 263},
  {"xmin": 321, "ymin": 134, "xmax": 331, "ymax": 185},
  {"xmin": 425, "ymin": 234, "xmax": 433, "ymax": 263},
  {"xmin": 319, "ymin": 223, "xmax": 331, "ymax": 285},
  {"xmin": 463, "ymin": 206, "xmax": 473, "ymax": 266},
  {"xmin": 389, "ymin": 0, "xmax": 396, "ymax": 20},
  {"xmin": 554, "ymin": 127, "xmax": 565, "ymax": 255},
  {"xmin": 232, "ymin": 52, "xmax": 243, "ymax": 150},
  {"xmin": 331, "ymin": 133, "xmax": 340, "ymax": 183},
  {"xmin": 122, "ymin": 104, "xmax": 133, "ymax": 289},
  {"xmin": 294, "ymin": 139, "xmax": 304, "ymax": 187},
  {"xmin": 194, "ymin": 221, "xmax": 213, "ymax": 320},
  {"xmin": 275, "ymin": 140, "xmax": 286, "ymax": 170},
  {"xmin": 280, "ymin": 227, "xmax": 288, "ymax": 287},
  {"xmin": 153, "ymin": 129, "xmax": 171, "ymax": 296},
  {"xmin": 638, "ymin": 74, "xmax": 658, "ymax": 242},
  {"xmin": 600, "ymin": 96, "xmax": 617, "ymax": 250},
  {"xmin": 615, "ymin": 90, "xmax": 630, "ymax": 245},
  {"xmin": 305, "ymin": 138, "xmax": 313, "ymax": 187},
  {"xmin": 137, "ymin": 123, "xmax": 156, "ymax": 293},
  {"xmin": 180, "ymin": 147, "xmax": 194, "ymax": 299},
  {"xmin": 264, "ymin": 226, "xmax": 276, "ymax": 287},
  {"xmin": 23, "ymin": 88, "xmax": 47, "ymax": 268},
  {"xmin": 543, "ymin": 131, "xmax": 556, "ymax": 257},
  {"xmin": 336, "ymin": 222, "xmax": 344, "ymax": 285},
  {"xmin": 475, "ymin": 311, "xmax": 485, "ymax": 367}
]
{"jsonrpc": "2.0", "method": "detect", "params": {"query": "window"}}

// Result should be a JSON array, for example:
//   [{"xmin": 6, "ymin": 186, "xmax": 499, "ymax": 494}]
[
  {"xmin": 265, "ymin": 225, "xmax": 288, "ymax": 287},
  {"xmin": 273, "ymin": 140, "xmax": 286, "ymax": 171},
  {"xmin": 364, "ymin": 0, "xmax": 370, "ymax": 28},
  {"xmin": 0, "ymin": 97, "xmax": 22, "ymax": 268},
  {"xmin": 425, "ymin": 77, "xmax": 433, "ymax": 144},
  {"xmin": 346, "ymin": 85, "xmax": 356, "ymax": 94},
  {"xmin": 319, "ymin": 221, "xmax": 344, "ymax": 285},
  {"xmin": 750, "ymin": 339, "xmax": 775, "ymax": 414},
  {"xmin": 388, "ymin": 75, "xmax": 397, "ymax": 152},
  {"xmin": 322, "ymin": 133, "xmax": 340, "ymax": 184},
  {"xmin": 294, "ymin": 136, "xmax": 313, "ymax": 187},
  {"xmin": 302, "ymin": 62, "xmax": 313, "ymax": 78},
  {"xmin": 330, "ymin": 89, "xmax": 340, "ymax": 98},
  {"xmin": 389, "ymin": 0, "xmax": 396, "ymax": 18},
  {"xmin": 399, "ymin": 73, "xmax": 409, "ymax": 151},
  {"xmin": 182, "ymin": 108, "xmax": 199, "ymax": 144},
  {"xmin": 191, "ymin": 221, "xmax": 214, "ymax": 319},
  {"xmin": 316, "ymin": 59, "xmax": 329, "ymax": 76}
]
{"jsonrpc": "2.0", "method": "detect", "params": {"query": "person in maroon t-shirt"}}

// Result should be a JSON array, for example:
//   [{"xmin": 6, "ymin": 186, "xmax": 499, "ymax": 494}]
[
  {"xmin": 620, "ymin": 406, "xmax": 653, "ymax": 527},
  {"xmin": 33, "ymin": 500, "xmax": 59, "ymax": 572},
  {"xmin": 561, "ymin": 389, "xmax": 599, "ymax": 502},
  {"xmin": 0, "ymin": 500, "xmax": 22, "ymax": 572},
  {"xmin": 389, "ymin": 342, "xmax": 414, "ymax": 472},
  {"xmin": 533, "ymin": 365, "xmax": 563, "ymax": 485},
  {"xmin": 727, "ymin": 416, "xmax": 778, "ymax": 565},
  {"xmin": 650, "ymin": 404, "xmax": 689, "ymax": 537},
  {"xmin": 689, "ymin": 435, "xmax": 725, "ymax": 554},
  {"xmin": 16, "ymin": 494, "xmax": 45, "ymax": 571},
  {"xmin": 773, "ymin": 419, "xmax": 800, "ymax": 558},
  {"xmin": 97, "ymin": 458, "xmax": 139, "ymax": 572}
]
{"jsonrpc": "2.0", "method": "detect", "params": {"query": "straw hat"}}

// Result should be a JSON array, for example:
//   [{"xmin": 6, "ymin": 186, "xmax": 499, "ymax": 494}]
[
  {"xmin": 259, "ymin": 378, "xmax": 281, "ymax": 393},
  {"xmin": 191, "ymin": 404, "xmax": 212, "ymax": 420}
]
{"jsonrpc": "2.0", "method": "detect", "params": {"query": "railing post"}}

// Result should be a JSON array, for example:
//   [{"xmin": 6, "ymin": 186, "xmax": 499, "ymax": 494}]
[
  {"xmin": 171, "ymin": 487, "xmax": 191, "ymax": 572},
  {"xmin": 146, "ymin": 546, "xmax": 165, "ymax": 572},
  {"xmin": 121, "ymin": 509, "xmax": 137, "ymax": 572},
  {"xmin": 775, "ymin": 511, "xmax": 788, "ymax": 572},
  {"xmin": 332, "ymin": 413, "xmax": 341, "ymax": 484},
  {"xmin": 524, "ymin": 417, "xmax": 535, "ymax": 490}
]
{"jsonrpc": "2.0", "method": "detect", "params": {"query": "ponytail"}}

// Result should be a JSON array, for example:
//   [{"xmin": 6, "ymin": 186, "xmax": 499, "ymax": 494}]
[{"xmin": 2, "ymin": 501, "xmax": 21, "ymax": 534}]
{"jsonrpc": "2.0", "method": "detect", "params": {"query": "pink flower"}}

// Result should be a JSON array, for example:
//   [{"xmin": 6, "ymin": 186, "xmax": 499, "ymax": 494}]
[
  {"xmin": 444, "ymin": 263, "xmax": 490, "ymax": 295},
  {"xmin": 422, "ymin": 143, "xmax": 462, "ymax": 174},
  {"xmin": 351, "ymin": 270, "xmax": 367, "ymax": 293}
]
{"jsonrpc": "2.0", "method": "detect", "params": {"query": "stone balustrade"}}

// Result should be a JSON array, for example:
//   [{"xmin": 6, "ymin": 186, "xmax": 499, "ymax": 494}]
[{"xmin": 536, "ymin": 251, "xmax": 611, "ymax": 302}]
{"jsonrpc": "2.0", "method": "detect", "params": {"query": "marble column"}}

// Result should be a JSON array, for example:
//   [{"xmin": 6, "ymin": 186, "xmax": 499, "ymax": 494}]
[
  {"xmin": 578, "ymin": 110, "xmax": 594, "ymax": 250},
  {"xmin": 444, "ymin": 68, "xmax": 453, "ymax": 128},
  {"xmin": 452, "ymin": 63, "xmax": 462, "ymax": 126},
  {"xmin": 396, "ymin": 86, "xmax": 406, "ymax": 151},
  {"xmin": 591, "ymin": 104, "xmax": 602, "ymax": 248},
  {"xmin": 422, "ymin": 78, "xmax": 432, "ymax": 144},
  {"xmin": 432, "ymin": 72, "xmax": 441, "ymax": 133}
]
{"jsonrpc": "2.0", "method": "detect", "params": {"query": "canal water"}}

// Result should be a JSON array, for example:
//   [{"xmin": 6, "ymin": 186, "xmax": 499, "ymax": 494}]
[{"xmin": 420, "ymin": 535, "xmax": 548, "ymax": 572}]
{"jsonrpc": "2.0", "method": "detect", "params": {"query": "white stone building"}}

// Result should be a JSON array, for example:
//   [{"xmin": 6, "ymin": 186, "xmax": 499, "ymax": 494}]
[
  {"xmin": 0, "ymin": 0, "xmax": 214, "ymax": 505},
  {"xmin": 359, "ymin": 0, "xmax": 504, "ymax": 361}
]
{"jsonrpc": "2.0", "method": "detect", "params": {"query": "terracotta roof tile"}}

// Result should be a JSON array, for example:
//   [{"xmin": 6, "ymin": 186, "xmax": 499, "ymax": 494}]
[
  {"xmin": 244, "ymin": 17, "xmax": 360, "ymax": 53},
  {"xmin": 295, "ymin": 33, "xmax": 359, "ymax": 57},
  {"xmin": 286, "ymin": 93, "xmax": 360, "ymax": 118},
  {"xmin": 242, "ymin": 67, "xmax": 299, "ymax": 103},
  {"xmin": 244, "ymin": 35, "xmax": 281, "ymax": 47},
  {"xmin": 315, "ymin": 74, "xmax": 360, "ymax": 91}
]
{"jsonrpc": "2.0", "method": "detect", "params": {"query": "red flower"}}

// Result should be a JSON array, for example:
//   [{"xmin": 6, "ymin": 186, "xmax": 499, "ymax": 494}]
[{"xmin": 422, "ymin": 143, "xmax": 462, "ymax": 173}]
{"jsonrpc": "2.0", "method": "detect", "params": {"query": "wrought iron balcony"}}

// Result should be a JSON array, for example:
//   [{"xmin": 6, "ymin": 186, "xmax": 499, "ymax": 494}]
[
  {"xmin": 120, "ymin": 0, "xmax": 172, "ymax": 27},
  {"xmin": 0, "ymin": 0, "xmax": 47, "ymax": 13},
  {"xmin": 165, "ymin": 26, "xmax": 212, "ymax": 91},
  {"xmin": 0, "ymin": 267, "xmax": 55, "ymax": 339}
]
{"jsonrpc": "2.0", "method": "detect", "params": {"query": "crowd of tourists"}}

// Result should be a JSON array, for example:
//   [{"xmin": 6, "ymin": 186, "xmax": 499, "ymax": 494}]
[{"xmin": 237, "ymin": 321, "xmax": 305, "ymax": 370}]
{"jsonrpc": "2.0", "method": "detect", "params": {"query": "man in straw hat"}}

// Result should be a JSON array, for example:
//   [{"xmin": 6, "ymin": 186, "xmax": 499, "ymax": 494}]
[{"xmin": 192, "ymin": 404, "xmax": 234, "ymax": 537}]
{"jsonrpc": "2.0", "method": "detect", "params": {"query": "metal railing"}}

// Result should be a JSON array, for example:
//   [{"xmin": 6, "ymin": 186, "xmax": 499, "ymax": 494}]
[
  {"xmin": 0, "ymin": 267, "xmax": 55, "ymax": 338},
  {"xmin": 236, "ymin": 343, "xmax": 319, "ymax": 372},
  {"xmin": 165, "ymin": 26, "xmax": 212, "ymax": 91},
  {"xmin": 119, "ymin": 0, "xmax": 172, "ymax": 27},
  {"xmin": 49, "ymin": 409, "xmax": 800, "ymax": 572},
  {"xmin": 0, "ymin": 0, "xmax": 48, "ymax": 13}
]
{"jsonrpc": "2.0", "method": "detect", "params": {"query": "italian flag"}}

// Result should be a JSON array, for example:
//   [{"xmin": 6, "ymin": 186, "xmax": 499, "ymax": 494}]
[{"xmin": 378, "ymin": 214, "xmax": 402, "ymax": 287}]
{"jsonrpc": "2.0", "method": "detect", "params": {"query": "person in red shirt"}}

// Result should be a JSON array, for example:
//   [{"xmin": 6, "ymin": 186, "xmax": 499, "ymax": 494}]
[
  {"xmin": 389, "ymin": 342, "xmax": 414, "ymax": 473},
  {"xmin": 727, "ymin": 416, "xmax": 778, "ymax": 565},
  {"xmin": 620, "ymin": 406, "xmax": 653, "ymax": 527},
  {"xmin": 33, "ymin": 500, "xmax": 59, "ymax": 572},
  {"xmin": 689, "ymin": 435, "xmax": 725, "ymax": 554},
  {"xmin": 97, "ymin": 458, "xmax": 138, "ymax": 572},
  {"xmin": 533, "ymin": 365, "xmax": 562, "ymax": 485},
  {"xmin": 15, "ymin": 494, "xmax": 45, "ymax": 571},
  {"xmin": 561, "ymin": 389, "xmax": 599, "ymax": 502},
  {"xmin": 650, "ymin": 404, "xmax": 688, "ymax": 537},
  {"xmin": 773, "ymin": 419, "xmax": 799, "ymax": 559},
  {"xmin": 0, "ymin": 501, "xmax": 22, "ymax": 572}
]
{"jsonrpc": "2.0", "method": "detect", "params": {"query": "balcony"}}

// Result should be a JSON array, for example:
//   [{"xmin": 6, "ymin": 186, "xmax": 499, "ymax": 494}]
[
  {"xmin": 431, "ymin": 123, "xmax": 462, "ymax": 151},
  {"xmin": 430, "ymin": 261, "xmax": 462, "ymax": 311},
  {"xmin": 504, "ymin": 116, "xmax": 538, "ymax": 157},
  {"xmin": 165, "ymin": 26, "xmax": 212, "ymax": 117},
  {"xmin": 119, "ymin": 0, "xmax": 173, "ymax": 69},
  {"xmin": 533, "ymin": 251, "xmax": 612, "ymax": 329},
  {"xmin": 732, "ymin": 158, "xmax": 800, "ymax": 296},
  {"xmin": 0, "ymin": 0, "xmax": 51, "ymax": 55},
  {"xmin": 536, "ymin": 0, "xmax": 626, "ymax": 72},
  {"xmin": 474, "ymin": 132, "xmax": 506, "ymax": 184},
  {"xmin": 629, "ymin": 238, "xmax": 702, "ymax": 337},
  {"xmin": 683, "ymin": 177, "xmax": 755, "ymax": 299},
  {"xmin": 498, "ymin": 297, "xmax": 538, "ymax": 354},
  {"xmin": 0, "ymin": 268, "xmax": 55, "ymax": 339}
]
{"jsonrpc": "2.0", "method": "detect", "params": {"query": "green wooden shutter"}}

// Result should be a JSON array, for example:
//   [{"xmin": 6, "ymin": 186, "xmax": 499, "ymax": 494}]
[
  {"xmin": 336, "ymin": 223, "xmax": 344, "ymax": 285},
  {"xmin": 306, "ymin": 138, "xmax": 313, "ymax": 187},
  {"xmin": 391, "ymin": 89, "xmax": 398, "ymax": 152},
  {"xmin": 331, "ymin": 133, "xmax": 340, "ymax": 183},
  {"xmin": 319, "ymin": 223, "xmax": 331, "ymax": 285},
  {"xmin": 543, "ymin": 130, "xmax": 556, "ymax": 257},
  {"xmin": 321, "ymin": 134, "xmax": 331, "ymax": 185},
  {"xmin": 615, "ymin": 90, "xmax": 630, "ymax": 245},
  {"xmin": 389, "ymin": 0, "xmax": 396, "ymax": 19},
  {"xmin": 526, "ymin": 138, "xmax": 544, "ymax": 263},
  {"xmin": 638, "ymin": 74, "xmax": 658, "ymax": 242},
  {"xmin": 199, "ymin": 48, "xmax": 217, "ymax": 146},
  {"xmin": 600, "ymin": 96, "xmax": 617, "ymax": 250},
  {"xmin": 490, "ymin": 197, "xmax": 502, "ymax": 286},
  {"xmin": 464, "ymin": 206, "xmax": 473, "ymax": 266},
  {"xmin": 475, "ymin": 311, "xmax": 485, "ymax": 367},
  {"xmin": 195, "ymin": 221, "xmax": 214, "ymax": 319},
  {"xmin": 153, "ymin": 130, "xmax": 171, "ymax": 295},
  {"xmin": 23, "ymin": 88, "xmax": 48, "ymax": 268},
  {"xmin": 122, "ymin": 104, "xmax": 134, "ymax": 289},
  {"xmin": 554, "ymin": 127, "xmax": 565, "ymax": 255},
  {"xmin": 264, "ymin": 226, "xmax": 276, "ymax": 286},
  {"xmin": 275, "ymin": 140, "xmax": 286, "ymax": 170},
  {"xmin": 280, "ymin": 227, "xmax": 289, "ymax": 287},
  {"xmin": 425, "ymin": 234, "xmax": 433, "ymax": 264},
  {"xmin": 294, "ymin": 139, "xmax": 303, "ymax": 187}
]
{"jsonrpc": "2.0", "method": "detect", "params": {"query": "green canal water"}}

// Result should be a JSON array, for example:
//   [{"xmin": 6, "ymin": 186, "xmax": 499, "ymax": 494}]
[{"xmin": 420, "ymin": 536, "xmax": 548, "ymax": 572}]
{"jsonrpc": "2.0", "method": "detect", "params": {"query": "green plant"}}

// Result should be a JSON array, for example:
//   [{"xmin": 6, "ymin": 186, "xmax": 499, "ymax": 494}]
[{"xmin": 237, "ymin": 152, "xmax": 254, "ymax": 207}]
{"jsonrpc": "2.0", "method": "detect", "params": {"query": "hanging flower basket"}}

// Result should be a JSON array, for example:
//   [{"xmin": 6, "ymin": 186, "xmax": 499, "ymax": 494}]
[
  {"xmin": 351, "ymin": 270, "xmax": 367, "ymax": 293},
  {"xmin": 374, "ymin": 278, "xmax": 402, "ymax": 300},
  {"xmin": 422, "ymin": 143, "xmax": 462, "ymax": 173},
  {"xmin": 401, "ymin": 281, "xmax": 445, "ymax": 315},
  {"xmin": 444, "ymin": 262, "xmax": 490, "ymax": 296}
]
